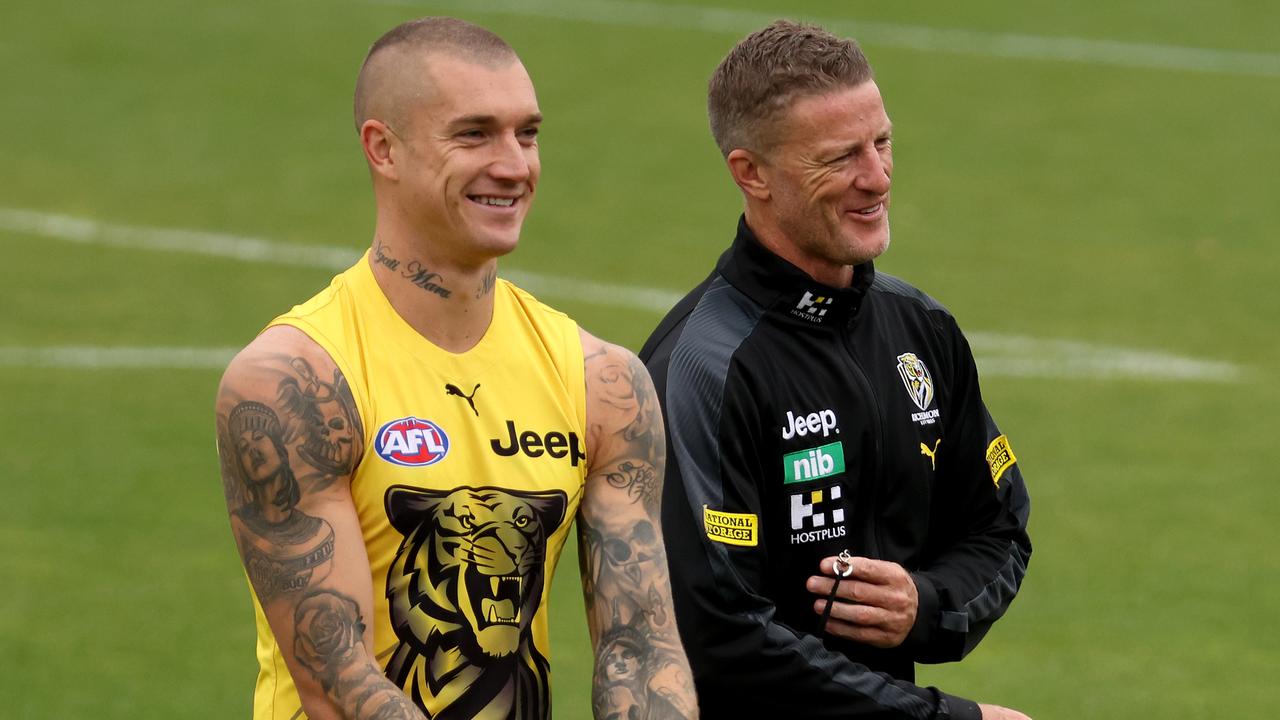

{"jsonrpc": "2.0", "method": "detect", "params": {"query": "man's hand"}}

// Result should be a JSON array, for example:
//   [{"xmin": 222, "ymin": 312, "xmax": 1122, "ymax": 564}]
[
  {"xmin": 979, "ymin": 704, "xmax": 1032, "ymax": 719},
  {"xmin": 805, "ymin": 555, "xmax": 919, "ymax": 648}
]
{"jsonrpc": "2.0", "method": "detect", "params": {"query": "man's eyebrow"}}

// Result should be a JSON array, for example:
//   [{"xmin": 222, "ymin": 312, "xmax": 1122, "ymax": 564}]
[
  {"xmin": 445, "ymin": 112, "xmax": 544, "ymax": 130},
  {"xmin": 446, "ymin": 114, "xmax": 497, "ymax": 130}
]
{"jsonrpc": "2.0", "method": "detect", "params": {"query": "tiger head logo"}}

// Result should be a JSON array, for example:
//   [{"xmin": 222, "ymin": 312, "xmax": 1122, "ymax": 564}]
[
  {"xmin": 383, "ymin": 485, "xmax": 567, "ymax": 718},
  {"xmin": 896, "ymin": 352, "xmax": 935, "ymax": 411}
]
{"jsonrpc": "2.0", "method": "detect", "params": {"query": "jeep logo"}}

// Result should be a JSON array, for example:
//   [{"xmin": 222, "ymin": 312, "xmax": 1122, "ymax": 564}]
[
  {"xmin": 781, "ymin": 409, "xmax": 839, "ymax": 440},
  {"xmin": 490, "ymin": 420, "xmax": 585, "ymax": 466}
]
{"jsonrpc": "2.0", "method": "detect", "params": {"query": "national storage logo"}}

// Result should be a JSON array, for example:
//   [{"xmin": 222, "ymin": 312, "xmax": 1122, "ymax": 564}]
[
  {"xmin": 783, "ymin": 441, "xmax": 845, "ymax": 484},
  {"xmin": 703, "ymin": 506, "xmax": 758, "ymax": 547},
  {"xmin": 986, "ymin": 434, "xmax": 1017, "ymax": 487}
]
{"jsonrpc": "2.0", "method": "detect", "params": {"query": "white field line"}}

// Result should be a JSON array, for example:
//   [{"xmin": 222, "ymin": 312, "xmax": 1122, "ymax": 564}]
[
  {"xmin": 965, "ymin": 333, "xmax": 1241, "ymax": 383},
  {"xmin": 370, "ymin": 0, "xmax": 1280, "ymax": 79},
  {"xmin": 0, "ymin": 207, "xmax": 1243, "ymax": 382},
  {"xmin": 0, "ymin": 346, "xmax": 239, "ymax": 370},
  {"xmin": 0, "ymin": 207, "xmax": 683, "ymax": 313},
  {"xmin": 0, "ymin": 342, "xmax": 1244, "ymax": 382}
]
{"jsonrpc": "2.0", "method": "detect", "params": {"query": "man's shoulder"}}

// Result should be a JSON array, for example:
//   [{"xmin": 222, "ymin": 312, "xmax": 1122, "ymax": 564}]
[
  {"xmin": 639, "ymin": 273, "xmax": 769, "ymax": 423},
  {"xmin": 640, "ymin": 272, "xmax": 763, "ymax": 369},
  {"xmin": 221, "ymin": 325, "xmax": 334, "ymax": 388},
  {"xmin": 869, "ymin": 271, "xmax": 953, "ymax": 318}
]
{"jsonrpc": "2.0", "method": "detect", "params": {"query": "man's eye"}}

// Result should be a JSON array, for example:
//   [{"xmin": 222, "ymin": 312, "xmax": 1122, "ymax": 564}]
[
  {"xmin": 458, "ymin": 129, "xmax": 485, "ymax": 140},
  {"xmin": 518, "ymin": 127, "xmax": 540, "ymax": 144}
]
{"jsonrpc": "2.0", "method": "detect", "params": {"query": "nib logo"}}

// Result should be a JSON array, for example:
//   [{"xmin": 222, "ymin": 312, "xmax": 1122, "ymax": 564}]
[{"xmin": 783, "ymin": 442, "xmax": 845, "ymax": 484}]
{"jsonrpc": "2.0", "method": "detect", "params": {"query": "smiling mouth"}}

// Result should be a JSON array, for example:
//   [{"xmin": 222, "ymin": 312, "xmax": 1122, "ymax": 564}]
[
  {"xmin": 468, "ymin": 195, "xmax": 517, "ymax": 208},
  {"xmin": 852, "ymin": 202, "xmax": 883, "ymax": 216}
]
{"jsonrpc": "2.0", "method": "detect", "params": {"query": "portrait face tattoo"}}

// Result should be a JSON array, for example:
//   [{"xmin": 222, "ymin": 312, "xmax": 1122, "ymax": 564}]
[
  {"xmin": 227, "ymin": 401, "xmax": 299, "ymax": 524},
  {"xmin": 237, "ymin": 427, "xmax": 284, "ymax": 484}
]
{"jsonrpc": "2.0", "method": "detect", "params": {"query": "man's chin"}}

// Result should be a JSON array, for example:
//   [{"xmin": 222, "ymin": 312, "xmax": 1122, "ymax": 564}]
[
  {"xmin": 464, "ymin": 227, "xmax": 522, "ymax": 259},
  {"xmin": 843, "ymin": 232, "xmax": 890, "ymax": 265}
]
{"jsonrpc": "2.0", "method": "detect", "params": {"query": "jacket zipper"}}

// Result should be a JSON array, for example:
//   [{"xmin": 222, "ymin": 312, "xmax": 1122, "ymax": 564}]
[{"xmin": 840, "ymin": 328, "xmax": 886, "ymax": 558}]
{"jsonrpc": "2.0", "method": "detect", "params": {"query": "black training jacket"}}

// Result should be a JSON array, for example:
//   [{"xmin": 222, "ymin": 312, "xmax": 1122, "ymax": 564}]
[{"xmin": 640, "ymin": 218, "xmax": 1032, "ymax": 720}]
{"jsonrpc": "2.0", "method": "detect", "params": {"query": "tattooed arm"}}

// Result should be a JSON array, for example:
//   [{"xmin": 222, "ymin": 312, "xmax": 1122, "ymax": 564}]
[
  {"xmin": 578, "ymin": 330, "xmax": 698, "ymax": 720},
  {"xmin": 216, "ymin": 325, "xmax": 426, "ymax": 720}
]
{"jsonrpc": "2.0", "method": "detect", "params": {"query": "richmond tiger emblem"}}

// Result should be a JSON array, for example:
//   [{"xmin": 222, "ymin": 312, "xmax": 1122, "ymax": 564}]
[{"xmin": 383, "ymin": 485, "xmax": 568, "ymax": 719}]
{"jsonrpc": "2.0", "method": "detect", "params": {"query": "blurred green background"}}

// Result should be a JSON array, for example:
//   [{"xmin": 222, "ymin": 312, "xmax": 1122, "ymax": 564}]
[{"xmin": 2, "ymin": 1, "xmax": 1277, "ymax": 717}]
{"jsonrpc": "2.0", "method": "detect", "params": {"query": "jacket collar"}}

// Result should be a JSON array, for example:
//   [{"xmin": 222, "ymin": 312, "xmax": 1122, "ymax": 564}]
[{"xmin": 717, "ymin": 215, "xmax": 875, "ymax": 328}]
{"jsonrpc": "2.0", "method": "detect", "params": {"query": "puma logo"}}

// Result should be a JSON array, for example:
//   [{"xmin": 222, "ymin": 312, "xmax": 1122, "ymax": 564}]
[
  {"xmin": 444, "ymin": 383, "xmax": 480, "ymax": 417},
  {"xmin": 920, "ymin": 439, "xmax": 941, "ymax": 470}
]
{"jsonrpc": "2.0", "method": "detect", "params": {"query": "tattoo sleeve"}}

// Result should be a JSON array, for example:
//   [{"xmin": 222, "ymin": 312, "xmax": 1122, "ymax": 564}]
[
  {"xmin": 581, "ymin": 342, "xmax": 698, "ymax": 720},
  {"xmin": 217, "ymin": 336, "xmax": 426, "ymax": 720},
  {"xmin": 217, "ymin": 349, "xmax": 361, "ymax": 604},
  {"xmin": 293, "ymin": 590, "xmax": 424, "ymax": 720}
]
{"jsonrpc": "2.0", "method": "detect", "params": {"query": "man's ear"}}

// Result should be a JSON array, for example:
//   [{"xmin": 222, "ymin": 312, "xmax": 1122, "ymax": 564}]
[
  {"xmin": 726, "ymin": 148, "xmax": 771, "ymax": 201},
  {"xmin": 360, "ymin": 119, "xmax": 399, "ymax": 182}
]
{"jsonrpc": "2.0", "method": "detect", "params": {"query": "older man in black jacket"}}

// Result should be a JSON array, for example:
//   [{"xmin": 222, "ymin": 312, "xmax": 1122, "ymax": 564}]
[{"xmin": 641, "ymin": 20, "xmax": 1033, "ymax": 720}]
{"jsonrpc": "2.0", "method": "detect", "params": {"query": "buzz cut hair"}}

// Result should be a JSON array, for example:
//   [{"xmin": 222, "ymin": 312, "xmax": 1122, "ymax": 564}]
[
  {"xmin": 707, "ymin": 20, "xmax": 874, "ymax": 157},
  {"xmin": 353, "ymin": 17, "xmax": 519, "ymax": 132}
]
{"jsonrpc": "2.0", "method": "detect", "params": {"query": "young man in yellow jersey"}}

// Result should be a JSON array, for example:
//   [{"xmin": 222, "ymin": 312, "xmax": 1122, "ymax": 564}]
[{"xmin": 215, "ymin": 18, "xmax": 696, "ymax": 720}]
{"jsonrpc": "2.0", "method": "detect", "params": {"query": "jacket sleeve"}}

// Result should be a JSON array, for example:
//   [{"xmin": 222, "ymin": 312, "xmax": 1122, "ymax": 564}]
[
  {"xmin": 905, "ymin": 317, "xmax": 1033, "ymax": 663},
  {"xmin": 654, "ymin": 341, "xmax": 981, "ymax": 720}
]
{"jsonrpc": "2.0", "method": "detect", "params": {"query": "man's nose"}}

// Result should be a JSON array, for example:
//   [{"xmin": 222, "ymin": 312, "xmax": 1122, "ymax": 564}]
[
  {"xmin": 488, "ymin": 133, "xmax": 533, "ymax": 183},
  {"xmin": 854, "ymin": 151, "xmax": 891, "ymax": 195}
]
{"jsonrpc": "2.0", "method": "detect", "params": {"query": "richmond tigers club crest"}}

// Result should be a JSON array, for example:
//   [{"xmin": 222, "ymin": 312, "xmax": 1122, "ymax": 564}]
[
  {"xmin": 383, "ymin": 485, "xmax": 568, "ymax": 719},
  {"xmin": 896, "ymin": 352, "xmax": 935, "ymax": 411}
]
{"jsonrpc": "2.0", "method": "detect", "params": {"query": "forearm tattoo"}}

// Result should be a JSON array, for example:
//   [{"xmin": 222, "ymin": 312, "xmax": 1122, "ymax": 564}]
[
  {"xmin": 582, "ymin": 346, "xmax": 696, "ymax": 719},
  {"xmin": 294, "ymin": 590, "xmax": 423, "ymax": 720}
]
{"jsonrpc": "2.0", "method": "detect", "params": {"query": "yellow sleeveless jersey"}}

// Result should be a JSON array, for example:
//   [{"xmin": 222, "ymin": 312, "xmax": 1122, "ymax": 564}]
[{"xmin": 252, "ymin": 252, "xmax": 587, "ymax": 719}]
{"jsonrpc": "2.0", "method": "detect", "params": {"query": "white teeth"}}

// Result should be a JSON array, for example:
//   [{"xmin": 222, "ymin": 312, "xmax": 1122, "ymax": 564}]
[
  {"xmin": 857, "ymin": 203, "xmax": 881, "ymax": 215},
  {"xmin": 473, "ymin": 196, "xmax": 515, "ymax": 207}
]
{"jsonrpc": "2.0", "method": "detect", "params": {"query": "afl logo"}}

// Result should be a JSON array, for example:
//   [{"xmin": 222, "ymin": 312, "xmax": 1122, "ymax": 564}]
[{"xmin": 375, "ymin": 417, "xmax": 450, "ymax": 467}]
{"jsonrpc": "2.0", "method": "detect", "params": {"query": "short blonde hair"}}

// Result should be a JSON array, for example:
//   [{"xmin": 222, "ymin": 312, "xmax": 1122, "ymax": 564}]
[
  {"xmin": 353, "ymin": 17, "xmax": 518, "ymax": 132},
  {"xmin": 708, "ymin": 20, "xmax": 874, "ymax": 156}
]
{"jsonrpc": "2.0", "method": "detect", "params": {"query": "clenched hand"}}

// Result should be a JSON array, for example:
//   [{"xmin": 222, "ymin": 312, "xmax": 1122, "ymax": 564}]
[{"xmin": 806, "ymin": 555, "xmax": 918, "ymax": 648}]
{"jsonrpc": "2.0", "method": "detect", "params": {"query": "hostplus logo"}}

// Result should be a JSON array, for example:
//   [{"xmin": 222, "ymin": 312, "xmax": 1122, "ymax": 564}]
[
  {"xmin": 789, "ymin": 485, "xmax": 847, "ymax": 544},
  {"xmin": 790, "ymin": 290, "xmax": 834, "ymax": 323}
]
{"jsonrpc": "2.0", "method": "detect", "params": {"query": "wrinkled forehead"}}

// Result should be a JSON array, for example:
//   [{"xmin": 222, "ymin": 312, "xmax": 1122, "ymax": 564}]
[{"xmin": 767, "ymin": 81, "xmax": 891, "ymax": 151}]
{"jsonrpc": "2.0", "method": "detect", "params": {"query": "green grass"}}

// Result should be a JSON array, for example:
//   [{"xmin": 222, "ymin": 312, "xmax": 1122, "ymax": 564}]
[{"xmin": 2, "ymin": 1, "xmax": 1278, "ymax": 717}]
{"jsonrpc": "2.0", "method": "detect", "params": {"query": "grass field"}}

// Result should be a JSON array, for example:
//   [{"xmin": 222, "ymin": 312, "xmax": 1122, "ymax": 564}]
[{"xmin": 2, "ymin": 1, "xmax": 1278, "ymax": 717}]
